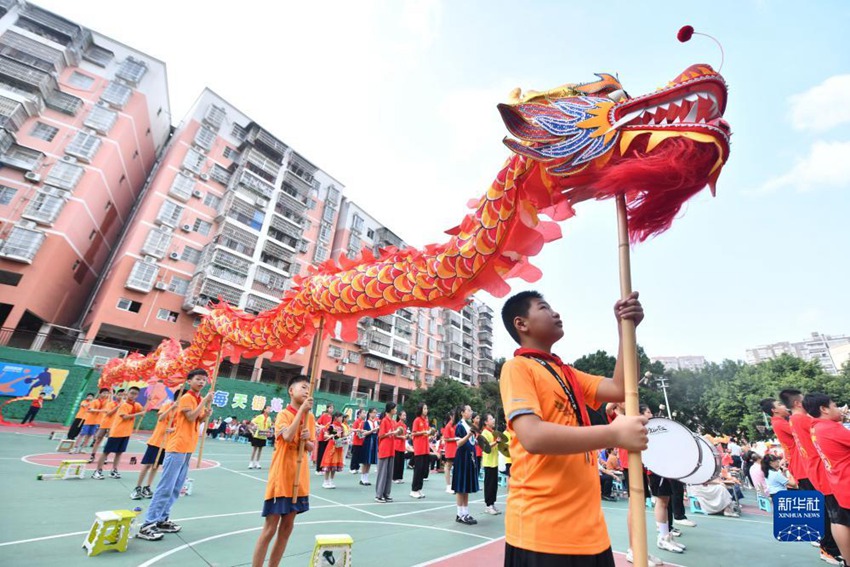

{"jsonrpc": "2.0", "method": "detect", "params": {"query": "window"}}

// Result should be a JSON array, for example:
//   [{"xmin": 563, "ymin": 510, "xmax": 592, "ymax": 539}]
[
  {"xmin": 416, "ymin": 332, "xmax": 424, "ymax": 348},
  {"xmin": 30, "ymin": 122, "xmax": 58, "ymax": 142},
  {"xmin": 322, "ymin": 205, "xmax": 335, "ymax": 223},
  {"xmin": 223, "ymin": 146, "xmax": 239, "ymax": 161},
  {"xmin": 352, "ymin": 214, "xmax": 364, "ymax": 233},
  {"xmin": 116, "ymin": 298, "xmax": 142, "ymax": 313},
  {"xmin": 426, "ymin": 355, "xmax": 435, "ymax": 371},
  {"xmin": 203, "ymin": 192, "xmax": 221, "ymax": 209},
  {"xmin": 68, "ymin": 71, "xmax": 95, "ymax": 89},
  {"xmin": 231, "ymin": 123, "xmax": 247, "ymax": 141},
  {"xmin": 116, "ymin": 58, "xmax": 147, "ymax": 85},
  {"xmin": 314, "ymin": 245, "xmax": 328, "ymax": 263},
  {"xmin": 318, "ymin": 222, "xmax": 332, "ymax": 243},
  {"xmin": 141, "ymin": 227, "xmax": 172, "ymax": 258},
  {"xmin": 168, "ymin": 172, "xmax": 195, "ymax": 202},
  {"xmin": 126, "ymin": 259, "xmax": 159, "ymax": 292},
  {"xmin": 45, "ymin": 90, "xmax": 83, "ymax": 116},
  {"xmin": 182, "ymin": 147, "xmax": 206, "ymax": 174},
  {"xmin": 0, "ymin": 144, "xmax": 43, "ymax": 171},
  {"xmin": 84, "ymin": 106, "xmax": 118, "ymax": 134},
  {"xmin": 156, "ymin": 308, "xmax": 179, "ymax": 323},
  {"xmin": 0, "ymin": 226, "xmax": 45, "ymax": 262},
  {"xmin": 347, "ymin": 351, "xmax": 361, "ymax": 363},
  {"xmin": 168, "ymin": 276, "xmax": 190, "ymax": 295},
  {"xmin": 100, "ymin": 81, "xmax": 132, "ymax": 108},
  {"xmin": 366, "ymin": 228, "xmax": 375, "ymax": 239},
  {"xmin": 204, "ymin": 105, "xmax": 226, "ymax": 129},
  {"xmin": 155, "ymin": 200, "xmax": 184, "ymax": 227},
  {"xmin": 65, "ymin": 131, "xmax": 101, "ymax": 162},
  {"xmin": 180, "ymin": 246, "xmax": 202, "ymax": 264},
  {"xmin": 194, "ymin": 126, "xmax": 216, "ymax": 151},
  {"xmin": 209, "ymin": 164, "xmax": 230, "ymax": 186},
  {"xmin": 23, "ymin": 190, "xmax": 66, "ymax": 224},
  {"xmin": 45, "ymin": 162, "xmax": 84, "ymax": 191},
  {"xmin": 365, "ymin": 357, "xmax": 380, "ymax": 370},
  {"xmin": 192, "ymin": 218, "xmax": 212, "ymax": 236},
  {"xmin": 326, "ymin": 186, "xmax": 340, "ymax": 205},
  {"xmin": 328, "ymin": 345, "xmax": 344, "ymax": 359},
  {"xmin": 428, "ymin": 337, "xmax": 436, "ymax": 351},
  {"xmin": 0, "ymin": 185, "xmax": 16, "ymax": 205},
  {"xmin": 84, "ymin": 44, "xmax": 114, "ymax": 67}
]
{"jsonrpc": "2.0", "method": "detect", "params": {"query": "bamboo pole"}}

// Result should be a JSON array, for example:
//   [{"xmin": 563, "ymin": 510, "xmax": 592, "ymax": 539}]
[
  {"xmin": 617, "ymin": 195, "xmax": 648, "ymax": 567},
  {"xmin": 196, "ymin": 343, "xmax": 227, "ymax": 468},
  {"xmin": 292, "ymin": 319, "xmax": 325, "ymax": 503}
]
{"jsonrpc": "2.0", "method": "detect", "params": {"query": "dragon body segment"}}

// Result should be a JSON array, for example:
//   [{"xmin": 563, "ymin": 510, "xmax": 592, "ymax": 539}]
[{"xmin": 100, "ymin": 64, "xmax": 731, "ymax": 388}]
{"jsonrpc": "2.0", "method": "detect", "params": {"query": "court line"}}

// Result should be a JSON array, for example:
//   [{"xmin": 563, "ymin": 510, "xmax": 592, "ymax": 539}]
[
  {"xmin": 19, "ymin": 453, "xmax": 221, "ymax": 471},
  {"xmin": 0, "ymin": 506, "xmax": 339, "ymax": 548},
  {"xmin": 138, "ymin": 520, "xmax": 497, "ymax": 567},
  {"xmin": 411, "ymin": 537, "xmax": 504, "ymax": 566}
]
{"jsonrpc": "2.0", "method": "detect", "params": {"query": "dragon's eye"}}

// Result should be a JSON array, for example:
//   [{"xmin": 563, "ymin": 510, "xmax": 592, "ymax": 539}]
[{"xmin": 608, "ymin": 89, "xmax": 628, "ymax": 102}]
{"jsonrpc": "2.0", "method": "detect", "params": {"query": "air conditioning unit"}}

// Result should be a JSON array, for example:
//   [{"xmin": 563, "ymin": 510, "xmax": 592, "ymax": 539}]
[
  {"xmin": 181, "ymin": 224, "xmax": 192, "ymax": 232},
  {"xmin": 61, "ymin": 155, "xmax": 77, "ymax": 163},
  {"xmin": 85, "ymin": 128, "xmax": 98, "ymax": 136},
  {"xmin": 143, "ymin": 255, "xmax": 157, "ymax": 264},
  {"xmin": 154, "ymin": 281, "xmax": 168, "ymax": 290},
  {"xmin": 192, "ymin": 189, "xmax": 203, "ymax": 198},
  {"xmin": 337, "ymin": 364, "xmax": 346, "ymax": 372},
  {"xmin": 169, "ymin": 251, "xmax": 180, "ymax": 260},
  {"xmin": 255, "ymin": 197, "xmax": 269, "ymax": 207},
  {"xmin": 19, "ymin": 220, "xmax": 37, "ymax": 229},
  {"xmin": 341, "ymin": 357, "xmax": 350, "ymax": 364},
  {"xmin": 199, "ymin": 173, "xmax": 210, "ymax": 181},
  {"xmin": 24, "ymin": 172, "xmax": 41, "ymax": 183}
]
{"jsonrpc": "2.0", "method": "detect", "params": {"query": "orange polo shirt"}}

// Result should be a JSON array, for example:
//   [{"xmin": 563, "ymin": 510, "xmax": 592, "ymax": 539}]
[
  {"xmin": 75, "ymin": 400, "xmax": 90, "ymax": 419},
  {"xmin": 102, "ymin": 400, "xmax": 120, "ymax": 430},
  {"xmin": 148, "ymin": 401, "xmax": 173, "ymax": 449},
  {"xmin": 84, "ymin": 399, "xmax": 104, "ymax": 426},
  {"xmin": 110, "ymin": 401, "xmax": 143, "ymax": 438},
  {"xmin": 265, "ymin": 406, "xmax": 316, "ymax": 500},
  {"xmin": 500, "ymin": 356, "xmax": 606, "ymax": 555},
  {"xmin": 166, "ymin": 392, "xmax": 203, "ymax": 453}
]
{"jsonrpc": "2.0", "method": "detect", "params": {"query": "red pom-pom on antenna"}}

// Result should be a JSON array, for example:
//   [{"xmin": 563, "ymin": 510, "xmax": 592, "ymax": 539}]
[{"xmin": 677, "ymin": 25, "xmax": 694, "ymax": 42}]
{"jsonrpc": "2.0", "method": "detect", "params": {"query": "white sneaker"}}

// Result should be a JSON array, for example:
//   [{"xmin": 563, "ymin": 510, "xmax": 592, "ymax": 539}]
[
  {"xmin": 322, "ymin": 481, "xmax": 330, "ymax": 489},
  {"xmin": 674, "ymin": 518, "xmax": 697, "ymax": 527},
  {"xmin": 255, "ymin": 463, "xmax": 262, "ymax": 469},
  {"xmin": 315, "ymin": 470, "xmax": 324, "ymax": 476},
  {"xmin": 445, "ymin": 486, "xmax": 454, "ymax": 494},
  {"xmin": 657, "ymin": 534, "xmax": 684, "ymax": 553},
  {"xmin": 328, "ymin": 482, "xmax": 336, "ymax": 489},
  {"xmin": 626, "ymin": 548, "xmax": 664, "ymax": 566},
  {"xmin": 409, "ymin": 491, "xmax": 424, "ymax": 499},
  {"xmin": 820, "ymin": 551, "xmax": 841, "ymax": 565},
  {"xmin": 484, "ymin": 505, "xmax": 500, "ymax": 515},
  {"xmin": 248, "ymin": 463, "xmax": 255, "ymax": 469}
]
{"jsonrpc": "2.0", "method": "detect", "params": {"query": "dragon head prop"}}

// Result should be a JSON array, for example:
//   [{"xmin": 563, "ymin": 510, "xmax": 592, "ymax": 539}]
[{"xmin": 498, "ymin": 64, "xmax": 730, "ymax": 242}]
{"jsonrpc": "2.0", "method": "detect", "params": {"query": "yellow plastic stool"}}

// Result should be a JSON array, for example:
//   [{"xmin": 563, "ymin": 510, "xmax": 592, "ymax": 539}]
[
  {"xmin": 37, "ymin": 459, "xmax": 88, "ymax": 480},
  {"xmin": 310, "ymin": 534, "xmax": 353, "ymax": 567},
  {"xmin": 55, "ymin": 439, "xmax": 75, "ymax": 452},
  {"xmin": 81, "ymin": 509, "xmax": 139, "ymax": 556}
]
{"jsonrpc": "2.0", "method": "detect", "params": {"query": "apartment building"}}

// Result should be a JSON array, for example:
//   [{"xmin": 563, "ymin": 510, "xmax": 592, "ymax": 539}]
[
  {"xmin": 0, "ymin": 1, "xmax": 169, "ymax": 347},
  {"xmin": 746, "ymin": 332, "xmax": 850, "ymax": 375}
]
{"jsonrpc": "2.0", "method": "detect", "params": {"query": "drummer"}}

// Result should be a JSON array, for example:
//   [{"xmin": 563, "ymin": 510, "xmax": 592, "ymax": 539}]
[
  {"xmin": 480, "ymin": 413, "xmax": 501, "ymax": 515},
  {"xmin": 248, "ymin": 405, "xmax": 273, "ymax": 470}
]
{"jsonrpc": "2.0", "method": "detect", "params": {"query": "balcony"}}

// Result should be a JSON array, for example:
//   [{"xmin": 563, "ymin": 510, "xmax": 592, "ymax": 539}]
[
  {"xmin": 183, "ymin": 274, "xmax": 242, "ymax": 311},
  {"xmin": 261, "ymin": 240, "xmax": 295, "ymax": 272},
  {"xmin": 283, "ymin": 170, "xmax": 312, "ymax": 198},
  {"xmin": 214, "ymin": 223, "xmax": 258, "ymax": 258},
  {"xmin": 478, "ymin": 316, "xmax": 493, "ymax": 331},
  {"xmin": 478, "ymin": 330, "xmax": 493, "ymax": 344},
  {"xmin": 244, "ymin": 124, "xmax": 288, "ymax": 162},
  {"xmin": 17, "ymin": 5, "xmax": 85, "ymax": 50},
  {"xmin": 373, "ymin": 227, "xmax": 404, "ymax": 249},
  {"xmin": 478, "ymin": 359, "xmax": 496, "ymax": 375},
  {"xmin": 252, "ymin": 267, "xmax": 288, "ymax": 295},
  {"xmin": 244, "ymin": 294, "xmax": 279, "ymax": 315},
  {"xmin": 232, "ymin": 167, "xmax": 274, "ymax": 199}
]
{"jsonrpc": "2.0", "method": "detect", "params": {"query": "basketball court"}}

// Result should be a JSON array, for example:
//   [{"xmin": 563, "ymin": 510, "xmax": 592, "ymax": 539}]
[{"xmin": 0, "ymin": 423, "xmax": 822, "ymax": 566}]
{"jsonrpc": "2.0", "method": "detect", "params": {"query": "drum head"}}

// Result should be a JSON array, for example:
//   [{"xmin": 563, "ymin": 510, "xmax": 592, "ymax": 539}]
[
  {"xmin": 642, "ymin": 418, "xmax": 701, "ymax": 480},
  {"xmin": 681, "ymin": 436, "xmax": 721, "ymax": 485}
]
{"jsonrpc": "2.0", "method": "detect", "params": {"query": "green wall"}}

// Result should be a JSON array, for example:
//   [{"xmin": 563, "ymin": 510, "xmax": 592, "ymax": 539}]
[{"xmin": 0, "ymin": 346, "xmax": 383, "ymax": 430}]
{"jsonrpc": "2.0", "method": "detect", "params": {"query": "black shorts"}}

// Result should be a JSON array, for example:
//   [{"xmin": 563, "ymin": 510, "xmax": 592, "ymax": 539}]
[
  {"xmin": 504, "ymin": 463, "xmax": 512, "ymax": 477},
  {"xmin": 826, "ymin": 494, "xmax": 850, "ymax": 527},
  {"xmin": 250, "ymin": 436, "xmax": 267, "ymax": 448},
  {"xmin": 505, "ymin": 543, "xmax": 614, "ymax": 567},
  {"xmin": 141, "ymin": 444, "xmax": 165, "ymax": 466},
  {"xmin": 103, "ymin": 436, "xmax": 129, "ymax": 454},
  {"xmin": 622, "ymin": 467, "xmax": 650, "ymax": 497},
  {"xmin": 648, "ymin": 473, "xmax": 673, "ymax": 497}
]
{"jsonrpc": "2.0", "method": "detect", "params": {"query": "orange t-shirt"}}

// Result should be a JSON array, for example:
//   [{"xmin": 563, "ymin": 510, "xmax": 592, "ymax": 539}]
[
  {"xmin": 75, "ymin": 400, "xmax": 90, "ymax": 420},
  {"xmin": 166, "ymin": 392, "xmax": 203, "ymax": 453},
  {"xmin": 84, "ymin": 399, "xmax": 104, "ymax": 426},
  {"xmin": 102, "ymin": 400, "xmax": 120, "ymax": 430},
  {"xmin": 265, "ymin": 406, "xmax": 316, "ymax": 500},
  {"xmin": 148, "ymin": 402, "xmax": 174, "ymax": 448},
  {"xmin": 500, "ymin": 356, "xmax": 606, "ymax": 555},
  {"xmin": 110, "ymin": 401, "xmax": 143, "ymax": 438}
]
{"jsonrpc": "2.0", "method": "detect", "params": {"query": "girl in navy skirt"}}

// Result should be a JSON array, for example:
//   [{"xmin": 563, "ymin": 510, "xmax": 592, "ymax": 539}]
[
  {"xmin": 452, "ymin": 405, "xmax": 479, "ymax": 525},
  {"xmin": 359, "ymin": 408, "xmax": 379, "ymax": 486}
]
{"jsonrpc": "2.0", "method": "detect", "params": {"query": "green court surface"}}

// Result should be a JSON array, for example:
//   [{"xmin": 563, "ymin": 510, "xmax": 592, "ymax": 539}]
[{"xmin": 0, "ymin": 424, "xmax": 823, "ymax": 566}]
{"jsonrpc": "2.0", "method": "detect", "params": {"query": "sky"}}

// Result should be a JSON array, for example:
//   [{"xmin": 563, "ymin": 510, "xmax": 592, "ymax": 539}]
[{"xmin": 38, "ymin": 0, "xmax": 850, "ymax": 364}]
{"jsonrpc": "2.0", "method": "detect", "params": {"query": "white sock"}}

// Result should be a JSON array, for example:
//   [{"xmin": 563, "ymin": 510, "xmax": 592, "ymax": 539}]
[
  {"xmin": 463, "ymin": 506, "xmax": 469, "ymax": 516},
  {"xmin": 658, "ymin": 522, "xmax": 669, "ymax": 537},
  {"xmin": 361, "ymin": 473, "xmax": 368, "ymax": 483},
  {"xmin": 457, "ymin": 505, "xmax": 463, "ymax": 516}
]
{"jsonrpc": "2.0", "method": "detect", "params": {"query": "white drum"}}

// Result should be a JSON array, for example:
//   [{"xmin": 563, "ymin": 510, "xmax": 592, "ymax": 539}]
[
  {"xmin": 642, "ymin": 418, "xmax": 701, "ymax": 480},
  {"xmin": 681, "ymin": 436, "xmax": 721, "ymax": 485}
]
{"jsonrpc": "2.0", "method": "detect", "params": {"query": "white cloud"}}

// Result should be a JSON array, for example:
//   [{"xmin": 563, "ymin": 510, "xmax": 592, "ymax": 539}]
[
  {"xmin": 760, "ymin": 140, "xmax": 850, "ymax": 192},
  {"xmin": 788, "ymin": 74, "xmax": 850, "ymax": 132}
]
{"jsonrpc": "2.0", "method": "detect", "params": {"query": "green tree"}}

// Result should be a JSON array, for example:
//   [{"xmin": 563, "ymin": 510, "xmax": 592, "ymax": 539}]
[
  {"xmin": 403, "ymin": 376, "xmax": 483, "ymax": 429},
  {"xmin": 494, "ymin": 357, "xmax": 506, "ymax": 380}
]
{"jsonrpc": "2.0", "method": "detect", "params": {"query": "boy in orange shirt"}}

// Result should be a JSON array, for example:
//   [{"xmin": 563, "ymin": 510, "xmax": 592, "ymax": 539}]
[
  {"xmin": 67, "ymin": 393, "xmax": 94, "ymax": 440},
  {"xmin": 499, "ymin": 290, "xmax": 648, "ymax": 566},
  {"xmin": 131, "ymin": 394, "xmax": 180, "ymax": 500},
  {"xmin": 90, "ymin": 389, "xmax": 122, "ymax": 462},
  {"xmin": 252, "ymin": 374, "xmax": 315, "ymax": 567},
  {"xmin": 72, "ymin": 388, "xmax": 110, "ymax": 454},
  {"xmin": 138, "ymin": 370, "xmax": 213, "ymax": 541},
  {"xmin": 93, "ymin": 386, "xmax": 145, "ymax": 479}
]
